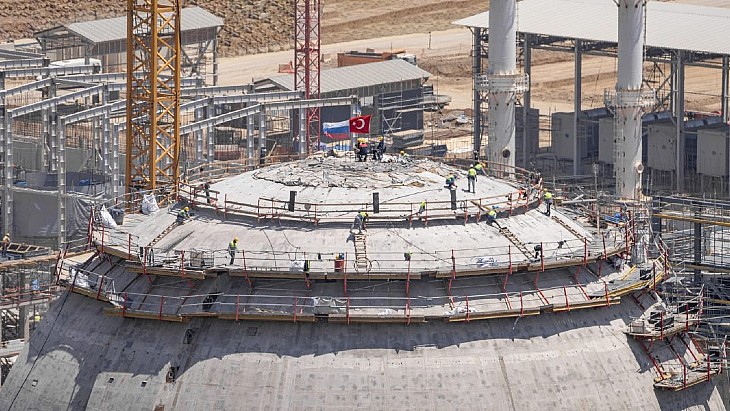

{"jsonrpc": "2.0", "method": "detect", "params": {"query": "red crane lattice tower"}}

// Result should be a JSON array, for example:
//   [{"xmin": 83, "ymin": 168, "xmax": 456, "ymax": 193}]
[{"xmin": 294, "ymin": 0, "xmax": 321, "ymax": 154}]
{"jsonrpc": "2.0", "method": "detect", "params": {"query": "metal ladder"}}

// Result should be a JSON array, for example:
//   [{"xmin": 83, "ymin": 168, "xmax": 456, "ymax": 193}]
[
  {"xmin": 499, "ymin": 227, "xmax": 532, "ymax": 258},
  {"xmin": 353, "ymin": 234, "xmax": 369, "ymax": 270},
  {"xmin": 551, "ymin": 215, "xmax": 586, "ymax": 241},
  {"xmin": 147, "ymin": 221, "xmax": 180, "ymax": 248}
]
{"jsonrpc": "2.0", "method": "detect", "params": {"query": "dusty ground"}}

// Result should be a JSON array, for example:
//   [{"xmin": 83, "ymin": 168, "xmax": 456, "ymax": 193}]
[{"xmin": 2, "ymin": 0, "xmax": 726, "ymax": 115}]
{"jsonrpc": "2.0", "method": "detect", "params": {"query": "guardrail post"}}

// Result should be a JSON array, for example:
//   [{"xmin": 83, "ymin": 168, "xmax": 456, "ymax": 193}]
[
  {"xmin": 465, "ymin": 294, "xmax": 470, "ymax": 322},
  {"xmin": 604, "ymin": 282, "xmax": 610, "ymax": 306},
  {"xmin": 519, "ymin": 291, "xmax": 524, "ymax": 317},
  {"xmin": 448, "ymin": 249, "xmax": 456, "ymax": 295},
  {"xmin": 583, "ymin": 238, "xmax": 587, "ymax": 265},
  {"xmin": 293, "ymin": 297, "xmax": 298, "ymax": 323},
  {"xmin": 346, "ymin": 297, "xmax": 350, "ymax": 325},
  {"xmin": 602, "ymin": 233, "xmax": 607, "ymax": 259},
  {"xmin": 686, "ymin": 303, "xmax": 689, "ymax": 332},
  {"xmin": 159, "ymin": 296, "xmax": 164, "ymax": 321},
  {"xmin": 540, "ymin": 242, "xmax": 544, "ymax": 272},
  {"xmin": 128, "ymin": 234, "xmax": 132, "ymax": 259},
  {"xmin": 100, "ymin": 223, "xmax": 105, "ymax": 254},
  {"xmin": 235, "ymin": 294, "xmax": 240, "ymax": 321},
  {"xmin": 96, "ymin": 275, "xmax": 104, "ymax": 300},
  {"xmin": 242, "ymin": 249, "xmax": 252, "ymax": 289},
  {"xmin": 564, "ymin": 286, "xmax": 570, "ymax": 311},
  {"xmin": 122, "ymin": 292, "xmax": 128, "ymax": 318}
]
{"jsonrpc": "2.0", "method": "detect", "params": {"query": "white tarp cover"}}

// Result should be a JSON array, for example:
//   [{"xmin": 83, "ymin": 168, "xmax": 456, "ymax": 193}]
[
  {"xmin": 141, "ymin": 194, "xmax": 160, "ymax": 215},
  {"xmin": 99, "ymin": 206, "xmax": 117, "ymax": 229}
]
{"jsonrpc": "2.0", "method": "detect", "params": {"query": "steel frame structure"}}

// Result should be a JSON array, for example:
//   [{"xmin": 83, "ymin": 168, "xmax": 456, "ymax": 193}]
[
  {"xmin": 294, "ymin": 0, "xmax": 321, "ymax": 154},
  {"xmin": 126, "ymin": 0, "xmax": 182, "ymax": 194},
  {"xmin": 468, "ymin": 21, "xmax": 730, "ymax": 190}
]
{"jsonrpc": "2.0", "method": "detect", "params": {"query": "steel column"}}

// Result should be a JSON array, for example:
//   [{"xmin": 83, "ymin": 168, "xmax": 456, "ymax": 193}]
[
  {"xmin": 523, "ymin": 33, "xmax": 532, "ymax": 167},
  {"xmin": 676, "ymin": 51, "xmax": 685, "ymax": 192},
  {"xmin": 473, "ymin": 27, "xmax": 482, "ymax": 155},
  {"xmin": 573, "ymin": 39, "xmax": 582, "ymax": 176}
]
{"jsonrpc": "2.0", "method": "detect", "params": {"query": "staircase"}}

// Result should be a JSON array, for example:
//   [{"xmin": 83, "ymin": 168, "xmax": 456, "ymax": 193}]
[{"xmin": 499, "ymin": 227, "xmax": 532, "ymax": 258}]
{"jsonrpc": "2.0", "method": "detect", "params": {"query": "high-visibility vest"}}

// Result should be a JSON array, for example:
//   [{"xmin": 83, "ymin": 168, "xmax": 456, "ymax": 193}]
[
  {"xmin": 229, "ymin": 241, "xmax": 237, "ymax": 250},
  {"xmin": 474, "ymin": 163, "xmax": 483, "ymax": 171},
  {"xmin": 468, "ymin": 168, "xmax": 477, "ymax": 177},
  {"xmin": 488, "ymin": 209, "xmax": 497, "ymax": 218},
  {"xmin": 178, "ymin": 210, "xmax": 188, "ymax": 217},
  {"xmin": 544, "ymin": 192, "xmax": 553, "ymax": 200}
]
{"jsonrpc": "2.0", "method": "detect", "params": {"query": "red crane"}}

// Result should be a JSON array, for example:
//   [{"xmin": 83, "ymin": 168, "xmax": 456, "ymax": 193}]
[{"xmin": 294, "ymin": 0, "xmax": 321, "ymax": 154}]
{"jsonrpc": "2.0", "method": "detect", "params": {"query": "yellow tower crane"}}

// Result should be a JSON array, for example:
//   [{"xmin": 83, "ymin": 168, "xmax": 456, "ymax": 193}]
[{"xmin": 126, "ymin": 0, "xmax": 182, "ymax": 194}]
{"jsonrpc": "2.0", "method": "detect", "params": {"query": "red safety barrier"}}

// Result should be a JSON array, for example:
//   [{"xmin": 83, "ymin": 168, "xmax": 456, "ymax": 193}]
[
  {"xmin": 242, "ymin": 250, "xmax": 252, "ymax": 289},
  {"xmin": 293, "ymin": 297, "xmax": 298, "ymax": 322},
  {"xmin": 448, "ymin": 249, "xmax": 456, "ymax": 296},
  {"xmin": 604, "ymin": 282, "xmax": 610, "ymax": 306},
  {"xmin": 519, "ymin": 291, "xmax": 524, "ymax": 317},
  {"xmin": 346, "ymin": 297, "xmax": 350, "ymax": 325},
  {"xmin": 96, "ymin": 276, "xmax": 104, "ymax": 300},
  {"xmin": 406, "ymin": 259, "xmax": 411, "ymax": 296},
  {"xmin": 540, "ymin": 242, "xmax": 545, "ymax": 272},
  {"xmin": 564, "ymin": 286, "xmax": 570, "ymax": 311},
  {"xmin": 465, "ymin": 294, "xmax": 470, "ymax": 322}
]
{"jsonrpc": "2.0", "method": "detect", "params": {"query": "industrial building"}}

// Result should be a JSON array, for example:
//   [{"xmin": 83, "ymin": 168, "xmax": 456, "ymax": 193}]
[
  {"xmin": 0, "ymin": 0, "xmax": 728, "ymax": 409},
  {"xmin": 455, "ymin": 0, "xmax": 730, "ymax": 196},
  {"xmin": 256, "ymin": 59, "xmax": 431, "ymax": 141},
  {"xmin": 35, "ymin": 7, "xmax": 224, "ymax": 85}
]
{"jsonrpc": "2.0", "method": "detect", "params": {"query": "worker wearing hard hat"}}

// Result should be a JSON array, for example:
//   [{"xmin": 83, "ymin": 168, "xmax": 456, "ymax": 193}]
[
  {"xmin": 543, "ymin": 189, "xmax": 554, "ymax": 216},
  {"xmin": 487, "ymin": 207, "xmax": 501, "ymax": 229},
  {"xmin": 177, "ymin": 206, "xmax": 191, "ymax": 224},
  {"xmin": 228, "ymin": 237, "xmax": 239, "ymax": 265},
  {"xmin": 467, "ymin": 165, "xmax": 477, "ymax": 193},
  {"xmin": 375, "ymin": 136, "xmax": 386, "ymax": 161},
  {"xmin": 1, "ymin": 232, "xmax": 9, "ymax": 258}
]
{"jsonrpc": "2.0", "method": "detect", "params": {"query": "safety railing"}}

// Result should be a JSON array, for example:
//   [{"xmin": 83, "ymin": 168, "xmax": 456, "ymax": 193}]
[
  {"xmin": 177, "ymin": 180, "xmax": 543, "ymax": 227},
  {"xmin": 60, "ymin": 259, "xmax": 621, "ymax": 324},
  {"xmin": 89, "ymin": 227, "xmax": 627, "ymax": 279}
]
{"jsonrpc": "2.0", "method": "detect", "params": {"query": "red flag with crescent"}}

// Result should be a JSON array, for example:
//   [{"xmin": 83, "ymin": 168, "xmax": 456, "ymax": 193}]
[{"xmin": 349, "ymin": 115, "xmax": 371, "ymax": 134}]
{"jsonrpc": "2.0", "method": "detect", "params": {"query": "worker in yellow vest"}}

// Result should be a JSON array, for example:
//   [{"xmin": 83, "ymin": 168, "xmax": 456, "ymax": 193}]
[
  {"xmin": 467, "ymin": 166, "xmax": 477, "ymax": 193},
  {"xmin": 228, "ymin": 237, "xmax": 238, "ymax": 265},
  {"xmin": 543, "ymin": 189, "xmax": 554, "ymax": 216}
]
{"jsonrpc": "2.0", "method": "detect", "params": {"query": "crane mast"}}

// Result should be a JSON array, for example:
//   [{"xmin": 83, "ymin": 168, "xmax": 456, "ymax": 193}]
[{"xmin": 126, "ymin": 0, "xmax": 182, "ymax": 194}]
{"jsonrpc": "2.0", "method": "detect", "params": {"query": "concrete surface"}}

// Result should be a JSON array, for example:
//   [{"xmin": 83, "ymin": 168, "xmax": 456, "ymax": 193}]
[{"xmin": 0, "ymin": 291, "xmax": 726, "ymax": 411}]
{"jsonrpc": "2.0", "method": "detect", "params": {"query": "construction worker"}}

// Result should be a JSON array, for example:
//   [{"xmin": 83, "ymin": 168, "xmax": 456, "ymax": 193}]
[
  {"xmin": 445, "ymin": 174, "xmax": 457, "ymax": 190},
  {"xmin": 357, "ymin": 138, "xmax": 369, "ymax": 162},
  {"xmin": 177, "ymin": 206, "xmax": 190, "ymax": 224},
  {"xmin": 467, "ymin": 165, "xmax": 477, "ymax": 193},
  {"xmin": 375, "ymin": 136, "xmax": 386, "ymax": 161},
  {"xmin": 1, "ymin": 233, "xmax": 9, "ymax": 258},
  {"xmin": 418, "ymin": 200, "xmax": 426, "ymax": 216},
  {"xmin": 228, "ymin": 237, "xmax": 238, "ymax": 265},
  {"xmin": 474, "ymin": 162, "xmax": 486, "ymax": 176},
  {"xmin": 352, "ymin": 211, "xmax": 368, "ymax": 233},
  {"xmin": 487, "ymin": 208, "xmax": 501, "ymax": 228},
  {"xmin": 543, "ymin": 189, "xmax": 554, "ymax": 216}
]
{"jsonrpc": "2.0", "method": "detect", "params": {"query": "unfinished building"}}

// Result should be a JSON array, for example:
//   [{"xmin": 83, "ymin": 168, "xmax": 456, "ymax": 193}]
[{"xmin": 0, "ymin": 0, "xmax": 728, "ymax": 408}]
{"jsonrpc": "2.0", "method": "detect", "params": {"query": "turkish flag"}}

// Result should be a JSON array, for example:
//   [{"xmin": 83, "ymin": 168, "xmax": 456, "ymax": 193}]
[{"xmin": 349, "ymin": 115, "xmax": 371, "ymax": 134}]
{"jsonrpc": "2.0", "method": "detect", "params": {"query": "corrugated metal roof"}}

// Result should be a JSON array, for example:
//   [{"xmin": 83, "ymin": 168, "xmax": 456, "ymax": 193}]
[
  {"xmin": 65, "ymin": 7, "xmax": 223, "ymax": 45},
  {"xmin": 454, "ymin": 0, "xmax": 730, "ymax": 55},
  {"xmin": 268, "ymin": 59, "xmax": 432, "ymax": 94}
]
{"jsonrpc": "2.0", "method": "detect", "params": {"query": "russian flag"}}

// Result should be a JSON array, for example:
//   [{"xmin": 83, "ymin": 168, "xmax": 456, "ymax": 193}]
[{"xmin": 322, "ymin": 120, "xmax": 350, "ymax": 141}]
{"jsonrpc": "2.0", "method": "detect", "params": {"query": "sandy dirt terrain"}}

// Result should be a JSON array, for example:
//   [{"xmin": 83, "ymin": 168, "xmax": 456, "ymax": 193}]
[{"xmin": 2, "ymin": 0, "xmax": 727, "ymax": 115}]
